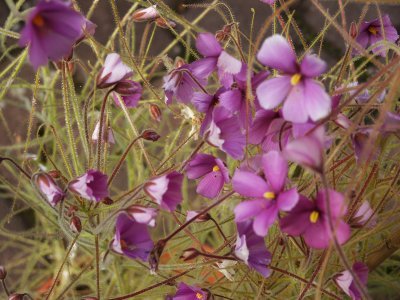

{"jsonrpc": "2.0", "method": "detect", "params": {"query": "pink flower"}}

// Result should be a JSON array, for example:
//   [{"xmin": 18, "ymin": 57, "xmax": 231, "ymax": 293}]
[
  {"xmin": 144, "ymin": 171, "xmax": 183, "ymax": 211},
  {"xmin": 334, "ymin": 262, "xmax": 369, "ymax": 300},
  {"xmin": 97, "ymin": 53, "xmax": 133, "ymax": 89},
  {"xmin": 125, "ymin": 205, "xmax": 158, "ymax": 227},
  {"xmin": 32, "ymin": 172, "xmax": 65, "ymax": 206},
  {"xmin": 68, "ymin": 170, "xmax": 109, "ymax": 202},
  {"xmin": 256, "ymin": 35, "xmax": 331, "ymax": 123}
]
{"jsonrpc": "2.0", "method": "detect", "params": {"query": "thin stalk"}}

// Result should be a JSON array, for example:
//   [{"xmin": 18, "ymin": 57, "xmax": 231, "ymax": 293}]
[
  {"xmin": 96, "ymin": 89, "xmax": 113, "ymax": 170},
  {"xmin": 1, "ymin": 279, "xmax": 9, "ymax": 297},
  {"xmin": 0, "ymin": 157, "xmax": 31, "ymax": 180}
]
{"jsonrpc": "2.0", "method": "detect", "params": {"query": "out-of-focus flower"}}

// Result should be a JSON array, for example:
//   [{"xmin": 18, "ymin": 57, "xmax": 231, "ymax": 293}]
[
  {"xmin": 355, "ymin": 14, "xmax": 399, "ymax": 57},
  {"xmin": 261, "ymin": 0, "xmax": 277, "ymax": 4},
  {"xmin": 91, "ymin": 121, "xmax": 115, "ymax": 144},
  {"xmin": 110, "ymin": 213, "xmax": 154, "ymax": 262},
  {"xmin": 125, "ymin": 205, "xmax": 157, "ymax": 227},
  {"xmin": 112, "ymin": 80, "xmax": 143, "ymax": 108},
  {"xmin": 97, "ymin": 53, "xmax": 133, "ymax": 89},
  {"xmin": 68, "ymin": 170, "xmax": 109, "ymax": 202},
  {"xmin": 349, "ymin": 201, "xmax": 377, "ymax": 229},
  {"xmin": 233, "ymin": 151, "xmax": 298, "ymax": 236},
  {"xmin": 206, "ymin": 107, "xmax": 246, "ymax": 160},
  {"xmin": 144, "ymin": 171, "xmax": 183, "ymax": 211},
  {"xmin": 283, "ymin": 126, "xmax": 326, "ymax": 173},
  {"xmin": 334, "ymin": 262, "xmax": 369, "ymax": 300},
  {"xmin": 32, "ymin": 172, "xmax": 65, "ymax": 206},
  {"xmin": 168, "ymin": 282, "xmax": 208, "ymax": 300},
  {"xmin": 186, "ymin": 153, "xmax": 230, "ymax": 199},
  {"xmin": 19, "ymin": 0, "xmax": 92, "ymax": 69},
  {"xmin": 280, "ymin": 189, "xmax": 350, "ymax": 249},
  {"xmin": 132, "ymin": 5, "xmax": 159, "ymax": 22},
  {"xmin": 256, "ymin": 35, "xmax": 331, "ymax": 123},
  {"xmin": 235, "ymin": 219, "xmax": 272, "ymax": 277}
]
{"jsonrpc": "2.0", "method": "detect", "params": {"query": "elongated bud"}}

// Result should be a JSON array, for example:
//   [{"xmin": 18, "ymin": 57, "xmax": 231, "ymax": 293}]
[
  {"xmin": 149, "ymin": 239, "xmax": 166, "ymax": 273},
  {"xmin": 154, "ymin": 17, "xmax": 176, "ymax": 29},
  {"xmin": 0, "ymin": 266, "xmax": 7, "ymax": 280},
  {"xmin": 48, "ymin": 170, "xmax": 61, "ymax": 179},
  {"xmin": 32, "ymin": 172, "xmax": 65, "ymax": 207},
  {"xmin": 350, "ymin": 22, "xmax": 357, "ymax": 39},
  {"xmin": 141, "ymin": 129, "xmax": 160, "ymax": 142},
  {"xmin": 216, "ymin": 23, "xmax": 233, "ymax": 42},
  {"xmin": 132, "ymin": 5, "xmax": 159, "ymax": 22},
  {"xmin": 70, "ymin": 216, "xmax": 82, "ymax": 233},
  {"xmin": 92, "ymin": 121, "xmax": 115, "ymax": 144},
  {"xmin": 186, "ymin": 210, "xmax": 211, "ymax": 222},
  {"xmin": 102, "ymin": 197, "xmax": 114, "ymax": 205},
  {"xmin": 180, "ymin": 248, "xmax": 200, "ymax": 261},
  {"xmin": 149, "ymin": 104, "xmax": 162, "ymax": 122}
]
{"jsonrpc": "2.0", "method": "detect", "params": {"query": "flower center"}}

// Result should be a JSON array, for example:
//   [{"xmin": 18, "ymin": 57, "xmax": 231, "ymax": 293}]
[
  {"xmin": 32, "ymin": 14, "xmax": 45, "ymax": 27},
  {"xmin": 368, "ymin": 26, "xmax": 378, "ymax": 35},
  {"xmin": 290, "ymin": 73, "xmax": 302, "ymax": 85},
  {"xmin": 196, "ymin": 293, "xmax": 203, "ymax": 299},
  {"xmin": 263, "ymin": 192, "xmax": 275, "ymax": 200},
  {"xmin": 309, "ymin": 211, "xmax": 319, "ymax": 223},
  {"xmin": 212, "ymin": 165, "xmax": 220, "ymax": 172}
]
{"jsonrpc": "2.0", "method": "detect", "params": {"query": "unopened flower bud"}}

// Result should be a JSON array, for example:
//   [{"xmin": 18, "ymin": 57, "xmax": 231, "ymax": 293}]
[
  {"xmin": 215, "ymin": 23, "xmax": 233, "ymax": 42},
  {"xmin": 48, "ymin": 170, "xmax": 61, "ymax": 179},
  {"xmin": 180, "ymin": 248, "xmax": 200, "ymax": 261},
  {"xmin": 149, "ymin": 239, "xmax": 166, "ymax": 274},
  {"xmin": 141, "ymin": 130, "xmax": 160, "ymax": 142},
  {"xmin": 70, "ymin": 216, "xmax": 82, "ymax": 233},
  {"xmin": 92, "ymin": 121, "xmax": 115, "ymax": 144},
  {"xmin": 149, "ymin": 104, "xmax": 162, "ymax": 122},
  {"xmin": 32, "ymin": 172, "xmax": 65, "ymax": 207},
  {"xmin": 0, "ymin": 266, "xmax": 7, "ymax": 280},
  {"xmin": 132, "ymin": 5, "xmax": 159, "ymax": 22},
  {"xmin": 186, "ymin": 211, "xmax": 211, "ymax": 222},
  {"xmin": 154, "ymin": 17, "xmax": 176, "ymax": 29},
  {"xmin": 102, "ymin": 197, "xmax": 114, "ymax": 205},
  {"xmin": 350, "ymin": 22, "xmax": 358, "ymax": 39}
]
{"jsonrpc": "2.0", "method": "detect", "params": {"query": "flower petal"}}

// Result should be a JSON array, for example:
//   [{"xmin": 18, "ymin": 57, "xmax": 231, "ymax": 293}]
[
  {"xmin": 232, "ymin": 170, "xmax": 269, "ymax": 198},
  {"xmin": 234, "ymin": 199, "xmax": 267, "ymax": 223},
  {"xmin": 262, "ymin": 150, "xmax": 288, "ymax": 192},
  {"xmin": 300, "ymin": 54, "xmax": 327, "ymax": 78},
  {"xmin": 304, "ymin": 79, "xmax": 332, "ymax": 122},
  {"xmin": 256, "ymin": 76, "xmax": 291, "ymax": 110},
  {"xmin": 217, "ymin": 51, "xmax": 242, "ymax": 75},
  {"xmin": 253, "ymin": 205, "xmax": 278, "ymax": 236},
  {"xmin": 282, "ymin": 83, "xmax": 309, "ymax": 123},
  {"xmin": 196, "ymin": 171, "xmax": 224, "ymax": 199},
  {"xmin": 277, "ymin": 188, "xmax": 299, "ymax": 211},
  {"xmin": 196, "ymin": 32, "xmax": 222, "ymax": 57}
]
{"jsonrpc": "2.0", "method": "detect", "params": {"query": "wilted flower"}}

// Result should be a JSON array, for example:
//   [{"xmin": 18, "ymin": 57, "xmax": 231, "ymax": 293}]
[
  {"xmin": 112, "ymin": 80, "xmax": 143, "ymax": 108},
  {"xmin": 111, "ymin": 213, "xmax": 154, "ymax": 262},
  {"xmin": 132, "ymin": 5, "xmax": 159, "ymax": 22},
  {"xmin": 97, "ymin": 53, "xmax": 133, "ymax": 89},
  {"xmin": 349, "ymin": 201, "xmax": 377, "ymax": 229},
  {"xmin": 234, "ymin": 219, "xmax": 272, "ymax": 277},
  {"xmin": 168, "ymin": 282, "xmax": 208, "ymax": 300},
  {"xmin": 91, "ymin": 121, "xmax": 115, "ymax": 144},
  {"xmin": 144, "ymin": 171, "xmax": 183, "ymax": 211},
  {"xmin": 233, "ymin": 151, "xmax": 299, "ymax": 236},
  {"xmin": 19, "ymin": 0, "xmax": 92, "ymax": 69},
  {"xmin": 280, "ymin": 189, "xmax": 350, "ymax": 249},
  {"xmin": 186, "ymin": 153, "xmax": 230, "ymax": 199},
  {"xmin": 334, "ymin": 262, "xmax": 369, "ymax": 300},
  {"xmin": 256, "ymin": 35, "xmax": 331, "ymax": 123},
  {"xmin": 355, "ymin": 14, "xmax": 399, "ymax": 57},
  {"xmin": 68, "ymin": 170, "xmax": 109, "ymax": 202},
  {"xmin": 125, "ymin": 205, "xmax": 157, "ymax": 227},
  {"xmin": 32, "ymin": 172, "xmax": 65, "ymax": 207},
  {"xmin": 206, "ymin": 107, "xmax": 246, "ymax": 160}
]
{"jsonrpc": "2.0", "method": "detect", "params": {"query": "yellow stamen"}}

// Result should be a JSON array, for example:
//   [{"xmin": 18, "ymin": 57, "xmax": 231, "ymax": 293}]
[
  {"xmin": 32, "ymin": 15, "xmax": 45, "ymax": 27},
  {"xmin": 368, "ymin": 27, "xmax": 378, "ymax": 35},
  {"xmin": 290, "ymin": 73, "xmax": 302, "ymax": 85},
  {"xmin": 196, "ymin": 293, "xmax": 203, "ymax": 299},
  {"xmin": 263, "ymin": 191, "xmax": 275, "ymax": 199},
  {"xmin": 309, "ymin": 211, "xmax": 319, "ymax": 223},
  {"xmin": 212, "ymin": 165, "xmax": 220, "ymax": 172}
]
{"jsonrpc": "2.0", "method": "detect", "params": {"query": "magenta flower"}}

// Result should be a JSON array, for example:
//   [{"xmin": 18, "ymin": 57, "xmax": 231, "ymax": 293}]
[
  {"xmin": 234, "ymin": 219, "xmax": 272, "ymax": 277},
  {"xmin": 206, "ymin": 107, "xmax": 246, "ymax": 160},
  {"xmin": 334, "ymin": 262, "xmax": 369, "ymax": 300},
  {"xmin": 144, "ymin": 171, "xmax": 183, "ymax": 212},
  {"xmin": 19, "ymin": 0, "xmax": 91, "ymax": 70},
  {"xmin": 125, "ymin": 205, "xmax": 158, "ymax": 227},
  {"xmin": 110, "ymin": 213, "xmax": 154, "ymax": 262},
  {"xmin": 97, "ymin": 53, "xmax": 133, "ymax": 89},
  {"xmin": 186, "ymin": 153, "xmax": 230, "ymax": 199},
  {"xmin": 355, "ymin": 14, "xmax": 399, "ymax": 57},
  {"xmin": 256, "ymin": 35, "xmax": 331, "ymax": 123},
  {"xmin": 32, "ymin": 172, "xmax": 65, "ymax": 207},
  {"xmin": 112, "ymin": 80, "xmax": 143, "ymax": 108},
  {"xmin": 280, "ymin": 189, "xmax": 351, "ymax": 249},
  {"xmin": 195, "ymin": 32, "xmax": 242, "ymax": 87},
  {"xmin": 68, "ymin": 169, "xmax": 109, "ymax": 202},
  {"xmin": 233, "ymin": 151, "xmax": 299, "ymax": 236},
  {"xmin": 168, "ymin": 282, "xmax": 208, "ymax": 300}
]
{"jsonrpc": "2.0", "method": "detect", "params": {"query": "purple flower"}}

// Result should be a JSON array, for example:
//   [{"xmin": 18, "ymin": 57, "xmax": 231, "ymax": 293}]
[
  {"xmin": 283, "ymin": 126, "xmax": 326, "ymax": 173},
  {"xmin": 195, "ymin": 32, "xmax": 242, "ymax": 87},
  {"xmin": 97, "ymin": 53, "xmax": 133, "ymax": 89},
  {"xmin": 280, "ymin": 189, "xmax": 351, "ymax": 249},
  {"xmin": 19, "ymin": 0, "xmax": 91, "ymax": 70},
  {"xmin": 234, "ymin": 219, "xmax": 272, "ymax": 277},
  {"xmin": 125, "ymin": 205, "xmax": 158, "ymax": 227},
  {"xmin": 112, "ymin": 80, "xmax": 143, "ymax": 108},
  {"xmin": 110, "ymin": 213, "xmax": 154, "ymax": 262},
  {"xmin": 334, "ymin": 262, "xmax": 369, "ymax": 300},
  {"xmin": 206, "ymin": 106, "xmax": 246, "ymax": 160},
  {"xmin": 32, "ymin": 172, "xmax": 65, "ymax": 206},
  {"xmin": 68, "ymin": 169, "xmax": 109, "ymax": 202},
  {"xmin": 186, "ymin": 153, "xmax": 230, "ymax": 199},
  {"xmin": 233, "ymin": 151, "xmax": 299, "ymax": 236},
  {"xmin": 355, "ymin": 15, "xmax": 399, "ymax": 57},
  {"xmin": 144, "ymin": 171, "xmax": 183, "ymax": 211},
  {"xmin": 256, "ymin": 35, "xmax": 331, "ymax": 123},
  {"xmin": 168, "ymin": 282, "xmax": 208, "ymax": 300}
]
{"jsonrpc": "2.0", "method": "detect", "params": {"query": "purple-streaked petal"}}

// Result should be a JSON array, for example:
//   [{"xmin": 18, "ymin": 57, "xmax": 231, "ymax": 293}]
[
  {"xmin": 196, "ymin": 171, "xmax": 224, "ymax": 199},
  {"xmin": 196, "ymin": 32, "xmax": 222, "ymax": 57},
  {"xmin": 217, "ymin": 51, "xmax": 242, "ymax": 75},
  {"xmin": 232, "ymin": 170, "xmax": 269, "ymax": 198},
  {"xmin": 186, "ymin": 153, "xmax": 216, "ymax": 179},
  {"xmin": 190, "ymin": 57, "xmax": 218, "ymax": 79},
  {"xmin": 219, "ymin": 89, "xmax": 243, "ymax": 112},
  {"xmin": 256, "ymin": 76, "xmax": 291, "ymax": 110},
  {"xmin": 262, "ymin": 151, "xmax": 288, "ymax": 192},
  {"xmin": 192, "ymin": 92, "xmax": 214, "ymax": 113}
]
